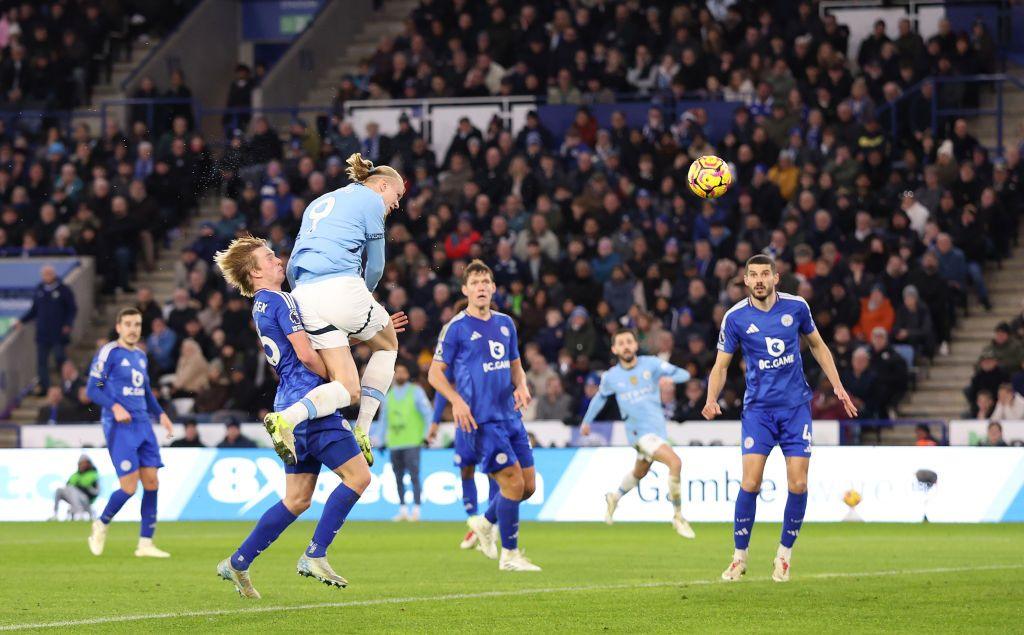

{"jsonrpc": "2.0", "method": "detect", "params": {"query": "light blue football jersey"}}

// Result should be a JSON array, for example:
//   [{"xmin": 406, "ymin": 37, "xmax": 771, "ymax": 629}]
[
  {"xmin": 287, "ymin": 183, "xmax": 386, "ymax": 291},
  {"xmin": 584, "ymin": 356, "xmax": 690, "ymax": 441},
  {"xmin": 717, "ymin": 292, "xmax": 816, "ymax": 410}
]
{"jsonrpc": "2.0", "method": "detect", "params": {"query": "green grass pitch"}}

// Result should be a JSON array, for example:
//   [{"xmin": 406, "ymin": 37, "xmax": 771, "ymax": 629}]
[{"xmin": 0, "ymin": 521, "xmax": 1020, "ymax": 632}]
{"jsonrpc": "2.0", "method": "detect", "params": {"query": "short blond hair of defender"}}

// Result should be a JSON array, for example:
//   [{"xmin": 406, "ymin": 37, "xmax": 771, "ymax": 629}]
[{"xmin": 214, "ymin": 234, "xmax": 268, "ymax": 297}]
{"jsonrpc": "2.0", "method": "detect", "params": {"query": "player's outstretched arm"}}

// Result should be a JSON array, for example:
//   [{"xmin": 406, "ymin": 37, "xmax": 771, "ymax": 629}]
[
  {"xmin": 702, "ymin": 351, "xmax": 732, "ymax": 420},
  {"xmin": 803, "ymin": 329, "xmax": 859, "ymax": 418},
  {"xmin": 428, "ymin": 360, "xmax": 476, "ymax": 431}
]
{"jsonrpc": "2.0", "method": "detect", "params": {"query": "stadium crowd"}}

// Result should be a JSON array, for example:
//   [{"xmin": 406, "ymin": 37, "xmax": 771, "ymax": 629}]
[{"xmin": 8, "ymin": 2, "xmax": 1024, "ymax": 429}]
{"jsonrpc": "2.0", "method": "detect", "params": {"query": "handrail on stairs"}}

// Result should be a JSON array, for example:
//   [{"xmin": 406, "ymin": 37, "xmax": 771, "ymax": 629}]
[{"xmin": 876, "ymin": 73, "xmax": 1024, "ymax": 157}]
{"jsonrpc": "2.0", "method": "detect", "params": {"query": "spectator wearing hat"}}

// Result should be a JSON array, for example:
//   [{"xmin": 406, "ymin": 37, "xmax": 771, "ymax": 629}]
[
  {"xmin": 218, "ymin": 419, "xmax": 257, "ymax": 448},
  {"xmin": 893, "ymin": 285, "xmax": 935, "ymax": 358},
  {"xmin": 565, "ymin": 306, "xmax": 597, "ymax": 359}
]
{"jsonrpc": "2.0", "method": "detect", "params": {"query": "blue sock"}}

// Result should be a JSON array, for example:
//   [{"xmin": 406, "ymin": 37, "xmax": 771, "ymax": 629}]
[
  {"xmin": 306, "ymin": 483, "xmax": 360, "ymax": 558},
  {"xmin": 780, "ymin": 491, "xmax": 807, "ymax": 548},
  {"xmin": 483, "ymin": 489, "xmax": 499, "ymax": 524},
  {"xmin": 733, "ymin": 488, "xmax": 758, "ymax": 550},
  {"xmin": 99, "ymin": 488, "xmax": 132, "ymax": 524},
  {"xmin": 496, "ymin": 495, "xmax": 520, "ymax": 550},
  {"xmin": 232, "ymin": 501, "xmax": 297, "ymax": 571},
  {"xmin": 462, "ymin": 477, "xmax": 478, "ymax": 516},
  {"xmin": 140, "ymin": 489, "xmax": 157, "ymax": 538}
]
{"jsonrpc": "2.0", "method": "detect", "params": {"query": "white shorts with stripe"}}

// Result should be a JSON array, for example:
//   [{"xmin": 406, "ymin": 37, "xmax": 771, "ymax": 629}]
[{"xmin": 290, "ymin": 276, "xmax": 389, "ymax": 349}]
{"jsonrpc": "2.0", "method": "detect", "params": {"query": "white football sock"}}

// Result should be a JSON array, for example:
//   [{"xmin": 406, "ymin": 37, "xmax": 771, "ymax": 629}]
[
  {"xmin": 279, "ymin": 381, "xmax": 352, "ymax": 426},
  {"xmin": 356, "ymin": 350, "xmax": 397, "ymax": 433},
  {"xmin": 668, "ymin": 474, "xmax": 681, "ymax": 513},
  {"xmin": 616, "ymin": 472, "xmax": 639, "ymax": 498},
  {"xmin": 733, "ymin": 548, "xmax": 748, "ymax": 562},
  {"xmin": 777, "ymin": 544, "xmax": 793, "ymax": 560}
]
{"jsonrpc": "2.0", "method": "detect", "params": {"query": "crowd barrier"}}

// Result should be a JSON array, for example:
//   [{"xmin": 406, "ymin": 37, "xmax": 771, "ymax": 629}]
[
  {"xmin": 17, "ymin": 420, "xmax": 841, "ymax": 449},
  {"xmin": 3, "ymin": 446, "xmax": 1021, "ymax": 523}
]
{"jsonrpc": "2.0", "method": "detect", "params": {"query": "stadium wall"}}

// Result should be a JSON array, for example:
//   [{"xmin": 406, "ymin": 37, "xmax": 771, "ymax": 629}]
[
  {"xmin": 122, "ymin": 0, "xmax": 242, "ymax": 140},
  {"xmin": 0, "ymin": 258, "xmax": 94, "ymax": 414},
  {"xmin": 258, "ymin": 0, "xmax": 374, "ymax": 117},
  {"xmin": 4, "ymin": 447, "xmax": 1022, "ymax": 523}
]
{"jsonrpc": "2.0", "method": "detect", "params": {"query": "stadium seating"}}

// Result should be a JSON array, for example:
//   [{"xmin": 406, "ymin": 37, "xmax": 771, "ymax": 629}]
[{"xmin": 2, "ymin": 2, "xmax": 1023, "ymax": 443}]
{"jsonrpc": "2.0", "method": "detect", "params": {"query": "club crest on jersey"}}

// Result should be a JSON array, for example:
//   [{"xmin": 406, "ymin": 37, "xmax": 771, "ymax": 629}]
[
  {"xmin": 781, "ymin": 314, "xmax": 793, "ymax": 327},
  {"xmin": 500, "ymin": 325, "xmax": 510, "ymax": 337},
  {"xmin": 642, "ymin": 370, "xmax": 652, "ymax": 380}
]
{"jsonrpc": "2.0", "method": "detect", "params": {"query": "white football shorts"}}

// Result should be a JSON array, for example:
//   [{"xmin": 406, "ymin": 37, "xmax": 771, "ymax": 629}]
[{"xmin": 290, "ymin": 276, "xmax": 389, "ymax": 349}]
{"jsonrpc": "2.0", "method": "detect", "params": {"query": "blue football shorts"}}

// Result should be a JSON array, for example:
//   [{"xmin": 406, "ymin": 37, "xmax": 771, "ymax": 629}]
[
  {"xmin": 105, "ymin": 421, "xmax": 163, "ymax": 476},
  {"xmin": 740, "ymin": 401, "xmax": 813, "ymax": 457},
  {"xmin": 286, "ymin": 414, "xmax": 361, "ymax": 474},
  {"xmin": 476, "ymin": 417, "xmax": 535, "ymax": 475}
]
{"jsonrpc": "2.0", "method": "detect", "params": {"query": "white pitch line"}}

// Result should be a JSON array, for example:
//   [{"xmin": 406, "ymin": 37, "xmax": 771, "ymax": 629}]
[{"xmin": 1, "ymin": 564, "xmax": 1020, "ymax": 631}]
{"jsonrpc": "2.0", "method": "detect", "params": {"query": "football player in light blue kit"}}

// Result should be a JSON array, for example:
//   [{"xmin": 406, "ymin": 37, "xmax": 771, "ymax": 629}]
[
  {"xmin": 580, "ymin": 328, "xmax": 696, "ymax": 538},
  {"xmin": 213, "ymin": 236, "xmax": 374, "ymax": 598},
  {"xmin": 270, "ymin": 153, "xmax": 406, "ymax": 468},
  {"xmin": 85, "ymin": 307, "xmax": 174, "ymax": 558},
  {"xmin": 704, "ymin": 255, "xmax": 857, "ymax": 582},
  {"xmin": 428, "ymin": 260, "xmax": 540, "ymax": 571}
]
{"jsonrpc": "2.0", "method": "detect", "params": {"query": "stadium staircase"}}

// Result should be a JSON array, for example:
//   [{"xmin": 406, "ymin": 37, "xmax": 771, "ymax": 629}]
[
  {"xmin": 75, "ymin": 35, "xmax": 161, "ymax": 131},
  {"xmin": 296, "ymin": 0, "xmax": 418, "ymax": 110},
  {"xmin": 894, "ymin": 66, "xmax": 1024, "ymax": 436},
  {"xmin": 3, "ymin": 199, "xmax": 219, "ymax": 437}
]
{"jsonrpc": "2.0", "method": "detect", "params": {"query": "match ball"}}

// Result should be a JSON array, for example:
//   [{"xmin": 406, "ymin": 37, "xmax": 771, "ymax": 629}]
[
  {"xmin": 843, "ymin": 489, "xmax": 862, "ymax": 508},
  {"xmin": 687, "ymin": 155, "xmax": 732, "ymax": 199}
]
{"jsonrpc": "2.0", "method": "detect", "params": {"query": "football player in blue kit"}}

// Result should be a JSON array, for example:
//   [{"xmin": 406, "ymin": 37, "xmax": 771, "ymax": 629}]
[
  {"xmin": 703, "ymin": 255, "xmax": 857, "ymax": 582},
  {"xmin": 213, "ymin": 236, "xmax": 379, "ymax": 598},
  {"xmin": 427, "ymin": 387, "xmax": 499, "ymax": 550},
  {"xmin": 428, "ymin": 260, "xmax": 540, "ymax": 571},
  {"xmin": 581, "ymin": 328, "xmax": 696, "ymax": 538},
  {"xmin": 85, "ymin": 307, "xmax": 175, "ymax": 558}
]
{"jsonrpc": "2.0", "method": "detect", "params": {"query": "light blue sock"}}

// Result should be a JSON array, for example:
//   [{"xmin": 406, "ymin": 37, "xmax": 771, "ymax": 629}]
[{"xmin": 99, "ymin": 489, "xmax": 132, "ymax": 524}]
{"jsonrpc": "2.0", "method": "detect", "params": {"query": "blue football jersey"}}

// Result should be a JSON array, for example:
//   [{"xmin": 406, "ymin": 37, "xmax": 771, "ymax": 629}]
[
  {"xmin": 434, "ymin": 310, "xmax": 520, "ymax": 425},
  {"xmin": 287, "ymin": 183, "xmax": 386, "ymax": 289},
  {"xmin": 252, "ymin": 289, "xmax": 324, "ymax": 417},
  {"xmin": 717, "ymin": 292, "xmax": 816, "ymax": 410},
  {"xmin": 588, "ymin": 356, "xmax": 690, "ymax": 440},
  {"xmin": 87, "ymin": 343, "xmax": 160, "ymax": 425}
]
